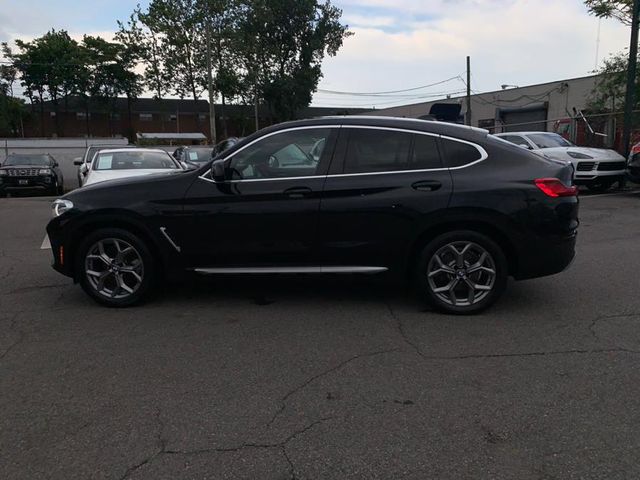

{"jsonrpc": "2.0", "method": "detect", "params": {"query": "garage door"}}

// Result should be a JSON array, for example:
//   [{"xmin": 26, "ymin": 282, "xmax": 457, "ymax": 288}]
[{"xmin": 499, "ymin": 102, "xmax": 548, "ymax": 132}]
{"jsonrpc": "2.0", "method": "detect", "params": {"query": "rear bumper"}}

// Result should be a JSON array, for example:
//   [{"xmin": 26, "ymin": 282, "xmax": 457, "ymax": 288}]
[{"xmin": 514, "ymin": 233, "xmax": 577, "ymax": 280}]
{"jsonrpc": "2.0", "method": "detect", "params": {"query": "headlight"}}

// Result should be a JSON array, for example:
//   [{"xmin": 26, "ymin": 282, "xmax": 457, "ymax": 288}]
[
  {"xmin": 0, "ymin": 170, "xmax": 7, "ymax": 176},
  {"xmin": 567, "ymin": 151, "xmax": 593, "ymax": 160},
  {"xmin": 39, "ymin": 168, "xmax": 52, "ymax": 175},
  {"xmin": 52, "ymin": 199, "xmax": 73, "ymax": 217}
]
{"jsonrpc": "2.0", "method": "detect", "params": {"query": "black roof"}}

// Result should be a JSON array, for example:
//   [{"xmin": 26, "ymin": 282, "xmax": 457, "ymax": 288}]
[{"xmin": 261, "ymin": 116, "xmax": 490, "ymax": 142}]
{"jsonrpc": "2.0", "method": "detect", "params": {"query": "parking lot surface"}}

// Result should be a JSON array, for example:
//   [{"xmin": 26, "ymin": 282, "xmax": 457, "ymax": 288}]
[{"xmin": 2, "ymin": 190, "xmax": 640, "ymax": 480}]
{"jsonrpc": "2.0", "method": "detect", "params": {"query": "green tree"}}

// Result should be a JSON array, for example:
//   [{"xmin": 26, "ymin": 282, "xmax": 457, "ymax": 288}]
[
  {"xmin": 10, "ymin": 30, "xmax": 83, "ymax": 136},
  {"xmin": 585, "ymin": 0, "xmax": 633, "ymax": 25},
  {"xmin": 237, "ymin": 0, "xmax": 351, "ymax": 124},
  {"xmin": 79, "ymin": 36, "xmax": 142, "ymax": 139}
]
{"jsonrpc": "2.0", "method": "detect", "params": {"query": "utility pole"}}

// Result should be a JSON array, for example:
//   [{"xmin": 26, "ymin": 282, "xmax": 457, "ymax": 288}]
[
  {"xmin": 623, "ymin": 0, "xmax": 640, "ymax": 157},
  {"xmin": 466, "ymin": 56, "xmax": 472, "ymax": 126},
  {"xmin": 206, "ymin": 22, "xmax": 217, "ymax": 145}
]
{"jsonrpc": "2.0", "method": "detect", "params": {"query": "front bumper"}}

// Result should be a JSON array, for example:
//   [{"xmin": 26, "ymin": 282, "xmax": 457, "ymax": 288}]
[
  {"xmin": 627, "ymin": 166, "xmax": 640, "ymax": 184},
  {"xmin": 0, "ymin": 175, "xmax": 56, "ymax": 192}
]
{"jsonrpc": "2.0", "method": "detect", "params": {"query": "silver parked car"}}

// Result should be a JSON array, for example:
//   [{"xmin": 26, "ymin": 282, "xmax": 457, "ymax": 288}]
[{"xmin": 495, "ymin": 132, "xmax": 626, "ymax": 192}]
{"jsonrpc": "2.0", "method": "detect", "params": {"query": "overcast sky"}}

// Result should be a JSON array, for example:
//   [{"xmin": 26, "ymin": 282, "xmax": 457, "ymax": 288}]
[{"xmin": 0, "ymin": 0, "xmax": 632, "ymax": 109}]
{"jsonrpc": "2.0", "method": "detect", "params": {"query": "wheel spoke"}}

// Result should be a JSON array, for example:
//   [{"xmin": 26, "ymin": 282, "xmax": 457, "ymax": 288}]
[
  {"xmin": 87, "ymin": 255, "xmax": 110, "ymax": 266},
  {"xmin": 464, "ymin": 278, "xmax": 476, "ymax": 304},
  {"xmin": 118, "ymin": 275, "xmax": 134, "ymax": 294}
]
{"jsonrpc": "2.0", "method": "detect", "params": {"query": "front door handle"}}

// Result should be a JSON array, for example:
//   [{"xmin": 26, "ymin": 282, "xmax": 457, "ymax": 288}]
[
  {"xmin": 412, "ymin": 180, "xmax": 442, "ymax": 192},
  {"xmin": 283, "ymin": 186, "xmax": 312, "ymax": 199}
]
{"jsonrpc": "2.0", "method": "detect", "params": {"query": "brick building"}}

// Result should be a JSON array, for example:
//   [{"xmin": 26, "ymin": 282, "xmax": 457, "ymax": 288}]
[{"xmin": 21, "ymin": 97, "xmax": 367, "ymax": 142}]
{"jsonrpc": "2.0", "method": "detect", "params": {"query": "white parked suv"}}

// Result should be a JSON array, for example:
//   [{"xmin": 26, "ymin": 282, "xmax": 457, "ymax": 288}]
[{"xmin": 495, "ymin": 132, "xmax": 626, "ymax": 192}]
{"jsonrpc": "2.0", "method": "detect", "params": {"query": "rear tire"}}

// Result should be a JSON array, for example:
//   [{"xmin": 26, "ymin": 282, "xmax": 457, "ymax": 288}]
[
  {"xmin": 414, "ymin": 230, "xmax": 508, "ymax": 315},
  {"xmin": 76, "ymin": 228, "xmax": 156, "ymax": 307}
]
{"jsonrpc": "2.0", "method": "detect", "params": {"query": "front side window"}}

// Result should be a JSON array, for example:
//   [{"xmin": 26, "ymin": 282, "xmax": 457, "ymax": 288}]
[
  {"xmin": 228, "ymin": 128, "xmax": 332, "ymax": 180},
  {"xmin": 344, "ymin": 129, "xmax": 412, "ymax": 174}
]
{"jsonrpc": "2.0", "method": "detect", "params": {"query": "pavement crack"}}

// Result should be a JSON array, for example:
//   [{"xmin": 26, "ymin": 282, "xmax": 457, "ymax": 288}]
[
  {"xmin": 118, "ymin": 408, "xmax": 165, "ymax": 480},
  {"xmin": 420, "ymin": 348, "xmax": 640, "ymax": 361},
  {"xmin": 386, "ymin": 302, "xmax": 424, "ymax": 358},
  {"xmin": 282, "ymin": 445, "xmax": 297, "ymax": 480},
  {"xmin": 0, "ymin": 313, "xmax": 23, "ymax": 362},
  {"xmin": 267, "ymin": 349, "xmax": 399, "ymax": 427},
  {"xmin": 589, "ymin": 313, "xmax": 640, "ymax": 341}
]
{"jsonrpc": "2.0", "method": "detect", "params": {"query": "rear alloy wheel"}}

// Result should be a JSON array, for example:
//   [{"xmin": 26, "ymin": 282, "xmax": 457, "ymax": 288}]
[
  {"xmin": 78, "ymin": 229, "xmax": 155, "ymax": 307},
  {"xmin": 416, "ymin": 231, "xmax": 508, "ymax": 314}
]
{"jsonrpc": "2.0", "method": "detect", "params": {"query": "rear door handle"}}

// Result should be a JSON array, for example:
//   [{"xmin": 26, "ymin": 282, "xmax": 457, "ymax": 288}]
[
  {"xmin": 283, "ymin": 186, "xmax": 312, "ymax": 199},
  {"xmin": 412, "ymin": 180, "xmax": 442, "ymax": 192}
]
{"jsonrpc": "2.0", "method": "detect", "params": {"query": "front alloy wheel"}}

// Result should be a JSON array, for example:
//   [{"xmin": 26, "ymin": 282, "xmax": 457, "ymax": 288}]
[
  {"xmin": 85, "ymin": 238, "xmax": 144, "ymax": 300},
  {"xmin": 77, "ymin": 228, "xmax": 155, "ymax": 307}
]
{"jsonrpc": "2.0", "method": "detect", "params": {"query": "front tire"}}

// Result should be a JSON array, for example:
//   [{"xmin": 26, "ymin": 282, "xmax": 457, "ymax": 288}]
[
  {"xmin": 415, "ymin": 230, "xmax": 508, "ymax": 315},
  {"xmin": 76, "ymin": 228, "xmax": 156, "ymax": 307}
]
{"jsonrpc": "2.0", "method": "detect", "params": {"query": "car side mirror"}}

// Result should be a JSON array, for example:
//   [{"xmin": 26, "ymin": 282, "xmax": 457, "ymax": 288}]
[
  {"xmin": 80, "ymin": 164, "xmax": 88, "ymax": 174},
  {"xmin": 211, "ymin": 159, "xmax": 227, "ymax": 182},
  {"xmin": 518, "ymin": 143, "xmax": 532, "ymax": 150},
  {"xmin": 73, "ymin": 158, "xmax": 83, "ymax": 166},
  {"xmin": 52, "ymin": 162, "xmax": 59, "ymax": 167}
]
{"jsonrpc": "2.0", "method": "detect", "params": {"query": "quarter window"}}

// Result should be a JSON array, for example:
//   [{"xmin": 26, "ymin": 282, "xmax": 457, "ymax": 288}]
[
  {"xmin": 344, "ymin": 129, "xmax": 412, "ymax": 173},
  {"xmin": 228, "ymin": 128, "xmax": 332, "ymax": 180},
  {"xmin": 440, "ymin": 138, "xmax": 483, "ymax": 168}
]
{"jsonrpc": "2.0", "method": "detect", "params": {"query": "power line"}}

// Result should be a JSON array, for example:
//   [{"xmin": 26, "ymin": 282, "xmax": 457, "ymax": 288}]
[{"xmin": 317, "ymin": 76, "xmax": 464, "ymax": 96}]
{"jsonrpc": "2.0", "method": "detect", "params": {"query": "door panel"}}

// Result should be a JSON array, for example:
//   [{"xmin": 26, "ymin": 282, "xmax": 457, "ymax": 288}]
[
  {"xmin": 181, "ymin": 127, "xmax": 338, "ymax": 268},
  {"xmin": 318, "ymin": 128, "xmax": 453, "ymax": 270}
]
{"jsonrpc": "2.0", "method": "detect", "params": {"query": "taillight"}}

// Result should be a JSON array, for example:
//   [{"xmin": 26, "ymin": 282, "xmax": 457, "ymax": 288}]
[
  {"xmin": 631, "ymin": 144, "xmax": 640, "ymax": 155},
  {"xmin": 534, "ymin": 178, "xmax": 578, "ymax": 197}
]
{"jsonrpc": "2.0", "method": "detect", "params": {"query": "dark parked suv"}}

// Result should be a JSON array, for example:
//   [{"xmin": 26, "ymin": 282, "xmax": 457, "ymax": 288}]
[
  {"xmin": 47, "ymin": 117, "xmax": 579, "ymax": 314},
  {"xmin": 0, "ymin": 153, "xmax": 64, "ymax": 196}
]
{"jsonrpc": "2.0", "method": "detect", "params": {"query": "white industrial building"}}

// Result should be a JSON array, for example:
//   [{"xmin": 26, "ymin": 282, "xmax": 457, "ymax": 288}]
[{"xmin": 366, "ymin": 75, "xmax": 603, "ymax": 139}]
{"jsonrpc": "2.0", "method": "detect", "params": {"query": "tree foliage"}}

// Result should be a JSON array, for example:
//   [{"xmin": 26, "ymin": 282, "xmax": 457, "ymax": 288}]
[
  {"xmin": 585, "ymin": 0, "xmax": 633, "ymax": 25},
  {"xmin": 590, "ymin": 51, "xmax": 640, "ymax": 111}
]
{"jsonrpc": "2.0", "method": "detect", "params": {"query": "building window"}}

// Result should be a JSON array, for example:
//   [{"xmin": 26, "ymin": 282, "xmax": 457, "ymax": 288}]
[
  {"xmin": 139, "ymin": 113, "xmax": 153, "ymax": 121},
  {"xmin": 76, "ymin": 112, "xmax": 88, "ymax": 120},
  {"xmin": 169, "ymin": 114, "xmax": 177, "ymax": 122},
  {"xmin": 198, "ymin": 113, "xmax": 207, "ymax": 121},
  {"xmin": 50, "ymin": 112, "xmax": 56, "ymax": 117}
]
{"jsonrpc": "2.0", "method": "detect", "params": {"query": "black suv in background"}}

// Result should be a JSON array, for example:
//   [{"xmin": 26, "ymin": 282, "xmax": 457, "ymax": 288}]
[
  {"xmin": 0, "ymin": 153, "xmax": 64, "ymax": 196},
  {"xmin": 47, "ymin": 117, "xmax": 579, "ymax": 314}
]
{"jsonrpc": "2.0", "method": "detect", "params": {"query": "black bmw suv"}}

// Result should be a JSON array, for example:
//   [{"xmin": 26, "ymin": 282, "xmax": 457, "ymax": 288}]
[{"xmin": 47, "ymin": 116, "xmax": 578, "ymax": 314}]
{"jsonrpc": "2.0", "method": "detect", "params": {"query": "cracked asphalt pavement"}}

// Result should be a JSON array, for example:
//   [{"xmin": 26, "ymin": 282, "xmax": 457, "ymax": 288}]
[{"xmin": 2, "ymin": 191, "xmax": 640, "ymax": 479}]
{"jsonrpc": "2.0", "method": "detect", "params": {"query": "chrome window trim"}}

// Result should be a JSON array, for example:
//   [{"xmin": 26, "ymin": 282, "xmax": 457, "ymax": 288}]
[{"xmin": 198, "ymin": 124, "xmax": 488, "ymax": 184}]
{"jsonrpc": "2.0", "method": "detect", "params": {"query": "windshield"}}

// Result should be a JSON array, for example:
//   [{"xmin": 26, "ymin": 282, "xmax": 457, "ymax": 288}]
[
  {"xmin": 527, "ymin": 133, "xmax": 573, "ymax": 149},
  {"xmin": 4, "ymin": 155, "xmax": 50, "ymax": 166},
  {"xmin": 94, "ymin": 151, "xmax": 180, "ymax": 171},
  {"xmin": 186, "ymin": 148, "xmax": 214, "ymax": 163}
]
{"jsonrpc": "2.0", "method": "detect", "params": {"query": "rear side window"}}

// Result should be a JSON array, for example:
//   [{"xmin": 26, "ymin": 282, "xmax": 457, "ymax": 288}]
[
  {"xmin": 412, "ymin": 134, "xmax": 443, "ymax": 169},
  {"xmin": 440, "ymin": 138, "xmax": 483, "ymax": 168},
  {"xmin": 344, "ymin": 129, "xmax": 412, "ymax": 173}
]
